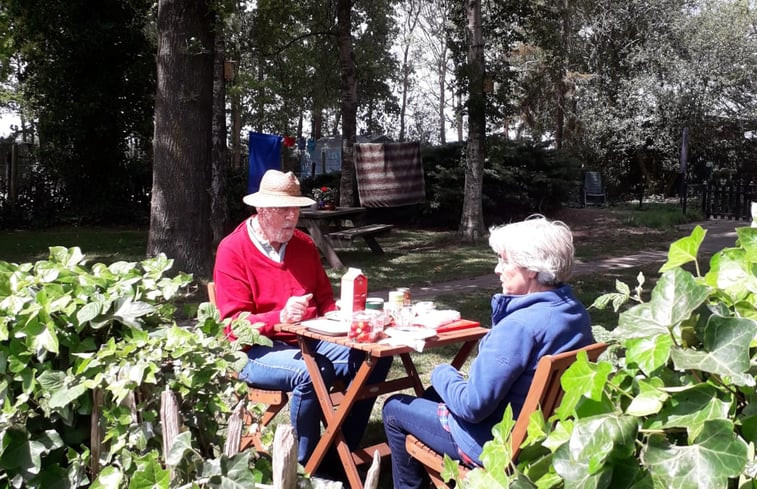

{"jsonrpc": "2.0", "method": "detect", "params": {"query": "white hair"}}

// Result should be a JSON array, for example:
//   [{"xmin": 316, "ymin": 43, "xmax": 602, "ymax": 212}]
[{"xmin": 488, "ymin": 214, "xmax": 575, "ymax": 285}]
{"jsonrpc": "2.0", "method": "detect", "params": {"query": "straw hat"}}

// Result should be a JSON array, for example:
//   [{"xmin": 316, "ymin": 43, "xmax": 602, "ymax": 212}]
[{"xmin": 243, "ymin": 170, "xmax": 316, "ymax": 208}]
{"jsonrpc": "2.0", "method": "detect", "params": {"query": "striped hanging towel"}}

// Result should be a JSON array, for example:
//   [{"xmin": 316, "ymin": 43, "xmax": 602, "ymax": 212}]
[{"xmin": 354, "ymin": 142, "xmax": 425, "ymax": 207}]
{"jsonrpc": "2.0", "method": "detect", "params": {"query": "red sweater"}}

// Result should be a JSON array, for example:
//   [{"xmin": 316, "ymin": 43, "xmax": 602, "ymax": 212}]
[{"xmin": 213, "ymin": 220, "xmax": 336, "ymax": 344}]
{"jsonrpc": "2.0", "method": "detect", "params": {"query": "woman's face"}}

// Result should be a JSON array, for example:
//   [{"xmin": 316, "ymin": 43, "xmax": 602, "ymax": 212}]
[{"xmin": 494, "ymin": 253, "xmax": 536, "ymax": 295}]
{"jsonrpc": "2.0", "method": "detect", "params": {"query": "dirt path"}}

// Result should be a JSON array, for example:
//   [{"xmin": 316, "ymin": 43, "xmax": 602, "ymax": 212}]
[{"xmin": 374, "ymin": 215, "xmax": 744, "ymax": 301}]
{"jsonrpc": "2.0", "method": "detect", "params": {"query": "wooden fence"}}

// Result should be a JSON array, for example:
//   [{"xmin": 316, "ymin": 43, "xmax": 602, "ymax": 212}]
[
  {"xmin": 687, "ymin": 183, "xmax": 756, "ymax": 221},
  {"xmin": 90, "ymin": 387, "xmax": 381, "ymax": 489}
]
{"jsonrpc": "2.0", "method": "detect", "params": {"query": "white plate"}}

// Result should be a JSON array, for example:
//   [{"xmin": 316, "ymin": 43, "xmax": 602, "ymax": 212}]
[
  {"xmin": 301, "ymin": 318, "xmax": 349, "ymax": 336},
  {"xmin": 324, "ymin": 310, "xmax": 343, "ymax": 321},
  {"xmin": 325, "ymin": 310, "xmax": 391, "ymax": 326},
  {"xmin": 384, "ymin": 327, "xmax": 437, "ymax": 341}
]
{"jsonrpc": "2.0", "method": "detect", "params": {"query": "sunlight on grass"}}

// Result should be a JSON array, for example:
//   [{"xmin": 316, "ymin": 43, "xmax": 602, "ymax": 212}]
[
  {"xmin": 0, "ymin": 227, "xmax": 147, "ymax": 264},
  {"xmin": 325, "ymin": 229, "xmax": 494, "ymax": 291},
  {"xmin": 615, "ymin": 202, "xmax": 704, "ymax": 229}
]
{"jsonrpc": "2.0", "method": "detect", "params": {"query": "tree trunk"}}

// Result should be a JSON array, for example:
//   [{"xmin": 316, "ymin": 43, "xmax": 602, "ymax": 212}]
[
  {"xmin": 439, "ymin": 57, "xmax": 447, "ymax": 145},
  {"xmin": 149, "ymin": 0, "xmax": 214, "ymax": 279},
  {"xmin": 399, "ymin": 2, "xmax": 421, "ymax": 143},
  {"xmin": 555, "ymin": 72, "xmax": 565, "ymax": 150},
  {"xmin": 337, "ymin": 0, "xmax": 358, "ymax": 207},
  {"xmin": 312, "ymin": 106, "xmax": 323, "ymax": 140},
  {"xmin": 231, "ymin": 64, "xmax": 242, "ymax": 168},
  {"xmin": 458, "ymin": 0, "xmax": 486, "ymax": 242},
  {"xmin": 455, "ymin": 92, "xmax": 464, "ymax": 143},
  {"xmin": 211, "ymin": 18, "xmax": 229, "ymax": 246},
  {"xmin": 399, "ymin": 44, "xmax": 410, "ymax": 142}
]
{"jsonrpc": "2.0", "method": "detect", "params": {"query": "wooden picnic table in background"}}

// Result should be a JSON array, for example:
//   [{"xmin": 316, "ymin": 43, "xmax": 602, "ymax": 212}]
[{"xmin": 298, "ymin": 207, "xmax": 393, "ymax": 269}]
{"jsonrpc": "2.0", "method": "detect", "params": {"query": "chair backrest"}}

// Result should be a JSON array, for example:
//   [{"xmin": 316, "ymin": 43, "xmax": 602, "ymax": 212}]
[
  {"xmin": 509, "ymin": 342, "xmax": 607, "ymax": 459},
  {"xmin": 207, "ymin": 282, "xmax": 217, "ymax": 305},
  {"xmin": 583, "ymin": 171, "xmax": 604, "ymax": 195}
]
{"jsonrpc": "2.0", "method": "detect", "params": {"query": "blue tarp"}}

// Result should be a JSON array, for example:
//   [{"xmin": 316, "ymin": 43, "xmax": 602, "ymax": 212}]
[{"xmin": 248, "ymin": 131, "xmax": 281, "ymax": 194}]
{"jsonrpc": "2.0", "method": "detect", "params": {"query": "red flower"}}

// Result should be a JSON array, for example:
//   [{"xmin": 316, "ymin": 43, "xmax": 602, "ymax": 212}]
[{"xmin": 320, "ymin": 186, "xmax": 329, "ymax": 192}]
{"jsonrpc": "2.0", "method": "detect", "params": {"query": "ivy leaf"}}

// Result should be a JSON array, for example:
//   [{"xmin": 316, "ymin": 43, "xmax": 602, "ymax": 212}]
[
  {"xmin": 626, "ymin": 377, "xmax": 668, "ymax": 417},
  {"xmin": 0, "ymin": 427, "xmax": 45, "ymax": 479},
  {"xmin": 704, "ymin": 249, "xmax": 757, "ymax": 299},
  {"xmin": 565, "ymin": 414, "xmax": 637, "ymax": 474},
  {"xmin": 223, "ymin": 452, "xmax": 254, "ymax": 480},
  {"xmin": 735, "ymin": 227, "xmax": 757, "ymax": 262},
  {"xmin": 37, "ymin": 370, "xmax": 65, "ymax": 392},
  {"xmin": 646, "ymin": 384, "xmax": 731, "ymax": 434},
  {"xmin": 456, "ymin": 465, "xmax": 508, "ymax": 489},
  {"xmin": 90, "ymin": 466, "xmax": 123, "ymax": 489},
  {"xmin": 642, "ymin": 419, "xmax": 747, "ymax": 488},
  {"xmin": 521, "ymin": 409, "xmax": 548, "ymax": 449},
  {"xmin": 660, "ymin": 226, "xmax": 705, "ymax": 272},
  {"xmin": 204, "ymin": 452, "xmax": 257, "ymax": 488},
  {"xmin": 670, "ymin": 316, "xmax": 757, "ymax": 386},
  {"xmin": 128, "ymin": 452, "xmax": 170, "ymax": 489},
  {"xmin": 542, "ymin": 419, "xmax": 574, "ymax": 452},
  {"xmin": 553, "ymin": 441, "xmax": 614, "ymax": 488},
  {"xmin": 111, "ymin": 298, "xmax": 154, "ymax": 328},
  {"xmin": 616, "ymin": 269, "xmax": 710, "ymax": 340},
  {"xmin": 479, "ymin": 404, "xmax": 516, "ymax": 485},
  {"xmin": 49, "ymin": 381, "xmax": 89, "ymax": 409},
  {"xmin": 165, "ymin": 431, "xmax": 195, "ymax": 466},
  {"xmin": 34, "ymin": 261, "xmax": 61, "ymax": 283},
  {"xmin": 555, "ymin": 352, "xmax": 611, "ymax": 419},
  {"xmin": 625, "ymin": 334, "xmax": 672, "ymax": 376},
  {"xmin": 48, "ymin": 247, "xmax": 85, "ymax": 268},
  {"xmin": 33, "ymin": 322, "xmax": 60, "ymax": 356},
  {"xmin": 604, "ymin": 456, "xmax": 654, "ymax": 489},
  {"xmin": 76, "ymin": 302, "xmax": 101, "ymax": 325}
]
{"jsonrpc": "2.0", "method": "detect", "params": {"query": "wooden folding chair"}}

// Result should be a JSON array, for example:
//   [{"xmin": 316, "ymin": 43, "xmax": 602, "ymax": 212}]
[
  {"xmin": 208, "ymin": 282, "xmax": 290, "ymax": 453},
  {"xmin": 405, "ymin": 342, "xmax": 608, "ymax": 488}
]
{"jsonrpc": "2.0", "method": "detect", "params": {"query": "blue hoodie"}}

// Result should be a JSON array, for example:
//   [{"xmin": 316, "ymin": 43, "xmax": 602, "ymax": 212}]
[{"xmin": 430, "ymin": 284, "xmax": 593, "ymax": 465}]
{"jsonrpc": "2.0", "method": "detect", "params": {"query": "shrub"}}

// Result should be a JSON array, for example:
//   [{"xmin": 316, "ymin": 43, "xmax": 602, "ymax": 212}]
[
  {"xmin": 446, "ymin": 224, "xmax": 756, "ymax": 488},
  {"xmin": 420, "ymin": 138, "xmax": 583, "ymax": 228},
  {"xmin": 0, "ymin": 248, "xmax": 268, "ymax": 487}
]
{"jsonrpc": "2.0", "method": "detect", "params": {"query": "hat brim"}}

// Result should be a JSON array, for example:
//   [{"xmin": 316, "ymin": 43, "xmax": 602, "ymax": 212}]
[{"xmin": 243, "ymin": 193, "xmax": 316, "ymax": 208}]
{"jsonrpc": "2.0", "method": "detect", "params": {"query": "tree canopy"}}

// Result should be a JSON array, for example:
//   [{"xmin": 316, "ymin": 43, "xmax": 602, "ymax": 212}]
[{"xmin": 0, "ymin": 0, "xmax": 755, "ymax": 271}]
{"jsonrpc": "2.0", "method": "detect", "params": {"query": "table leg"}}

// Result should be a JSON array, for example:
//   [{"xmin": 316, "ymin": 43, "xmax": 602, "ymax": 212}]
[
  {"xmin": 304, "ymin": 221, "xmax": 344, "ymax": 269},
  {"xmin": 450, "ymin": 340, "xmax": 478, "ymax": 370},
  {"xmin": 362, "ymin": 235, "xmax": 384, "ymax": 254},
  {"xmin": 297, "ymin": 337, "xmax": 377, "ymax": 489},
  {"xmin": 399, "ymin": 353, "xmax": 425, "ymax": 396}
]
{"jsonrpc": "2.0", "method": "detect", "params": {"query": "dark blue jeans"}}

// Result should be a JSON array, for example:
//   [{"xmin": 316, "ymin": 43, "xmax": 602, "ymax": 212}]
[
  {"xmin": 383, "ymin": 390, "xmax": 463, "ymax": 489},
  {"xmin": 239, "ymin": 339, "xmax": 393, "ymax": 463}
]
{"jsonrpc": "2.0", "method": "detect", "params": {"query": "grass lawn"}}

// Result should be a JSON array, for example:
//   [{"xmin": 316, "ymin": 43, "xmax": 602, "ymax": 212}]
[{"xmin": 0, "ymin": 226, "xmax": 147, "ymax": 264}]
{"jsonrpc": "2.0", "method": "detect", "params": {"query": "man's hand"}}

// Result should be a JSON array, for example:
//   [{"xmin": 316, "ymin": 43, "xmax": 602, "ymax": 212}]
[{"xmin": 280, "ymin": 293, "xmax": 313, "ymax": 323}]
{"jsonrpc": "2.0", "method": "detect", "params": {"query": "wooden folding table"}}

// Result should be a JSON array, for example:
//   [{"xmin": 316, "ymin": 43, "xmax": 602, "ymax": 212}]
[{"xmin": 275, "ymin": 320, "xmax": 488, "ymax": 489}]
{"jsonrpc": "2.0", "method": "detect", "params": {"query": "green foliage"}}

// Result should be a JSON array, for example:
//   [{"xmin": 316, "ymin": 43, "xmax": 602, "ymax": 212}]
[
  {"xmin": 0, "ymin": 247, "xmax": 263, "ymax": 488},
  {"xmin": 4, "ymin": 0, "xmax": 155, "ymax": 224},
  {"xmin": 421, "ymin": 138, "xmax": 582, "ymax": 227},
  {"xmin": 446, "ymin": 224, "xmax": 757, "ymax": 488}
]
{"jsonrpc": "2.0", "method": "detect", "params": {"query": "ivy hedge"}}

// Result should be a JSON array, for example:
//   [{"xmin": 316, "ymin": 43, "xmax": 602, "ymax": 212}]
[
  {"xmin": 0, "ymin": 249, "xmax": 272, "ymax": 488},
  {"xmin": 445, "ymin": 225, "xmax": 757, "ymax": 488}
]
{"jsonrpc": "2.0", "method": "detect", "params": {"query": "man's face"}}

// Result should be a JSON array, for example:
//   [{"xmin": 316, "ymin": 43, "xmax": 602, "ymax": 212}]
[{"xmin": 257, "ymin": 207, "xmax": 300, "ymax": 244}]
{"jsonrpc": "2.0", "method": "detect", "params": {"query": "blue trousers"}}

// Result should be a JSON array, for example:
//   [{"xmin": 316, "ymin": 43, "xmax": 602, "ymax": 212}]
[
  {"xmin": 239, "ymin": 339, "xmax": 392, "ymax": 464},
  {"xmin": 383, "ymin": 389, "xmax": 463, "ymax": 489}
]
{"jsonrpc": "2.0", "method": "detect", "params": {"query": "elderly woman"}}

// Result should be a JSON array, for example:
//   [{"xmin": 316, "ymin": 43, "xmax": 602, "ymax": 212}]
[{"xmin": 382, "ymin": 215, "xmax": 594, "ymax": 489}]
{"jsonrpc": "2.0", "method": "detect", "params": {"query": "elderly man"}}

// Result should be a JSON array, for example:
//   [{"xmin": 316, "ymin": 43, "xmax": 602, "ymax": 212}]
[{"xmin": 213, "ymin": 169, "xmax": 391, "ymax": 466}]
